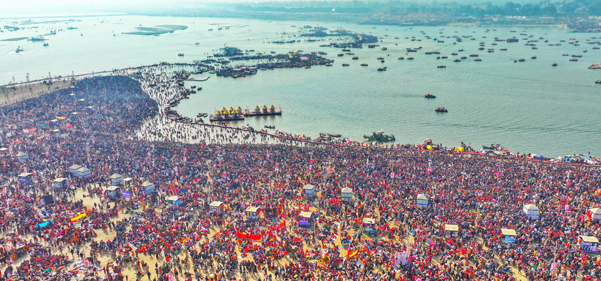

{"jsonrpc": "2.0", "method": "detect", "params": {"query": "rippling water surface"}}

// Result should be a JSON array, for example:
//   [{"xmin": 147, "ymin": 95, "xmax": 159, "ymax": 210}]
[{"xmin": 1, "ymin": 16, "xmax": 600, "ymax": 156}]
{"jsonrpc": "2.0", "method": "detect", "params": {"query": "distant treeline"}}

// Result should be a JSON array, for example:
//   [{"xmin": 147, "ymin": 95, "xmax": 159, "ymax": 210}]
[{"xmin": 221, "ymin": 0, "xmax": 601, "ymax": 17}]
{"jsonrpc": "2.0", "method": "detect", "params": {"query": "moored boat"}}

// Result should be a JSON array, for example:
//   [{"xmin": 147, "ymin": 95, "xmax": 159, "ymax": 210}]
[
  {"xmin": 364, "ymin": 131, "xmax": 395, "ymax": 142},
  {"xmin": 589, "ymin": 64, "xmax": 601, "ymax": 69}
]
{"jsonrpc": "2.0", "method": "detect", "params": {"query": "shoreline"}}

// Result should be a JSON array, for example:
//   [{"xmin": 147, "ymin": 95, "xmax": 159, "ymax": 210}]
[{"xmin": 2, "ymin": 62, "xmax": 600, "ymax": 162}]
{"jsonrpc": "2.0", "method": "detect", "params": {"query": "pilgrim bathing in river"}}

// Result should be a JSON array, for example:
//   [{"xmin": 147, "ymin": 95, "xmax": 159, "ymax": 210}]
[{"xmin": 1, "ymin": 65, "xmax": 601, "ymax": 281}]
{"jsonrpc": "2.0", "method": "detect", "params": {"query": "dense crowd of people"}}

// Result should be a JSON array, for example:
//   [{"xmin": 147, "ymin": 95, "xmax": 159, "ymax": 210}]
[{"xmin": 0, "ymin": 71, "xmax": 600, "ymax": 281}]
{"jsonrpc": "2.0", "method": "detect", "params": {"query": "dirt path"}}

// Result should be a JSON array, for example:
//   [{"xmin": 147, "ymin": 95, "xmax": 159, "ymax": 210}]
[{"xmin": 0, "ymin": 80, "xmax": 73, "ymax": 107}]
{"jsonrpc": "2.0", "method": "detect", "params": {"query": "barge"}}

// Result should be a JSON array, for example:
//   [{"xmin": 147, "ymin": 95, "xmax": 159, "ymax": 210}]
[
  {"xmin": 243, "ymin": 105, "xmax": 282, "ymax": 116},
  {"xmin": 209, "ymin": 107, "xmax": 245, "ymax": 122}
]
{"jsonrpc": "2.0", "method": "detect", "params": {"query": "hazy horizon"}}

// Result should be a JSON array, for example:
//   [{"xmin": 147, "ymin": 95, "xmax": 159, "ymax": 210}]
[{"xmin": 3, "ymin": 0, "xmax": 546, "ymax": 15}]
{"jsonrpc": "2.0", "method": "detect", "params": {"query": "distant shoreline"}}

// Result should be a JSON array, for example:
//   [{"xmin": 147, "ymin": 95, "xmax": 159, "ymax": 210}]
[
  {"xmin": 0, "ymin": 12, "xmax": 126, "ymax": 20},
  {"xmin": 448, "ymin": 23, "xmax": 568, "ymax": 29}
]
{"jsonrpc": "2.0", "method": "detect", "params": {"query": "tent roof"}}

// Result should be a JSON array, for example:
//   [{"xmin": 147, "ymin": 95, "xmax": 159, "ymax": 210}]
[
  {"xmin": 501, "ymin": 229, "xmax": 517, "ymax": 236},
  {"xmin": 445, "ymin": 224, "xmax": 459, "ymax": 232},
  {"xmin": 54, "ymin": 178, "xmax": 68, "ymax": 182},
  {"xmin": 210, "ymin": 201, "xmax": 223, "ymax": 207},
  {"xmin": 16, "ymin": 152, "xmax": 27, "ymax": 157},
  {"xmin": 18, "ymin": 172, "xmax": 32, "ymax": 177},
  {"xmin": 300, "ymin": 211, "xmax": 312, "ymax": 218},
  {"xmin": 142, "ymin": 181, "xmax": 154, "ymax": 187},
  {"xmin": 109, "ymin": 174, "xmax": 122, "ymax": 179},
  {"xmin": 106, "ymin": 186, "xmax": 120, "ymax": 191},
  {"xmin": 341, "ymin": 187, "xmax": 352, "ymax": 193},
  {"xmin": 417, "ymin": 194, "xmax": 428, "ymax": 200},
  {"xmin": 590, "ymin": 208, "xmax": 601, "ymax": 214},
  {"xmin": 580, "ymin": 236, "xmax": 599, "ymax": 243},
  {"xmin": 69, "ymin": 164, "xmax": 81, "ymax": 170},
  {"xmin": 303, "ymin": 184, "xmax": 315, "ymax": 190},
  {"xmin": 246, "ymin": 207, "xmax": 259, "ymax": 213},
  {"xmin": 363, "ymin": 218, "xmax": 375, "ymax": 224},
  {"xmin": 167, "ymin": 196, "xmax": 179, "ymax": 201},
  {"xmin": 523, "ymin": 204, "xmax": 539, "ymax": 210}
]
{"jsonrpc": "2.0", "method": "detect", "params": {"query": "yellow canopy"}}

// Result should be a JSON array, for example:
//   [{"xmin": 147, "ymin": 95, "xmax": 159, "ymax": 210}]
[
  {"xmin": 455, "ymin": 147, "xmax": 464, "ymax": 152},
  {"xmin": 57, "ymin": 117, "xmax": 66, "ymax": 120},
  {"xmin": 216, "ymin": 110, "xmax": 222, "ymax": 114},
  {"xmin": 426, "ymin": 145, "xmax": 433, "ymax": 150},
  {"xmin": 262, "ymin": 105, "xmax": 267, "ymax": 108},
  {"xmin": 255, "ymin": 105, "xmax": 260, "ymax": 109},
  {"xmin": 269, "ymin": 105, "xmax": 275, "ymax": 108}
]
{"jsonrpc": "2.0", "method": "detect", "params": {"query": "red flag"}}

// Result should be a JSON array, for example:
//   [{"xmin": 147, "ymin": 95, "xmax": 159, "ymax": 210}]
[
  {"xmin": 587, "ymin": 209, "xmax": 593, "ymax": 221},
  {"xmin": 248, "ymin": 233, "xmax": 262, "ymax": 241},
  {"xmin": 235, "ymin": 231, "xmax": 247, "ymax": 239}
]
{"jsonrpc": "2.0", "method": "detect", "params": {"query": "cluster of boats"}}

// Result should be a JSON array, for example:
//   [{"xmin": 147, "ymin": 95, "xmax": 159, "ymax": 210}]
[
  {"xmin": 317, "ymin": 133, "xmax": 343, "ymax": 141},
  {"xmin": 424, "ymin": 95, "xmax": 447, "ymax": 112},
  {"xmin": 364, "ymin": 131, "xmax": 395, "ymax": 143}
]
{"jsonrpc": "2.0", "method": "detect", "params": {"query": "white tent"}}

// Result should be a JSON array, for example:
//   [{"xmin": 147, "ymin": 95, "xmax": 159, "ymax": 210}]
[{"xmin": 523, "ymin": 204, "xmax": 540, "ymax": 219}]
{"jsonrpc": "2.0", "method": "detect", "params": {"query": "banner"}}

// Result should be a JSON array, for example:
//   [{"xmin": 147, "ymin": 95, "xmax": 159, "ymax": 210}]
[{"xmin": 122, "ymin": 190, "xmax": 131, "ymax": 199}]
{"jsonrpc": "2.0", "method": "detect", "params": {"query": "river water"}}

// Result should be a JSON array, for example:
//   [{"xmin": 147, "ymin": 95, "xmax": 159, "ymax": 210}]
[{"xmin": 1, "ymin": 15, "xmax": 600, "ymax": 156}]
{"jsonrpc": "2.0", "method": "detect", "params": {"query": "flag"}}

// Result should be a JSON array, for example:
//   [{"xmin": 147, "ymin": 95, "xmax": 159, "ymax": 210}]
[
  {"xmin": 348, "ymin": 249, "xmax": 359, "ymax": 258},
  {"xmin": 587, "ymin": 209, "xmax": 593, "ymax": 221},
  {"xmin": 235, "ymin": 231, "xmax": 247, "ymax": 239},
  {"xmin": 70, "ymin": 213, "xmax": 87, "ymax": 222},
  {"xmin": 363, "ymin": 246, "xmax": 371, "ymax": 255},
  {"xmin": 248, "ymin": 233, "xmax": 262, "ymax": 241}
]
